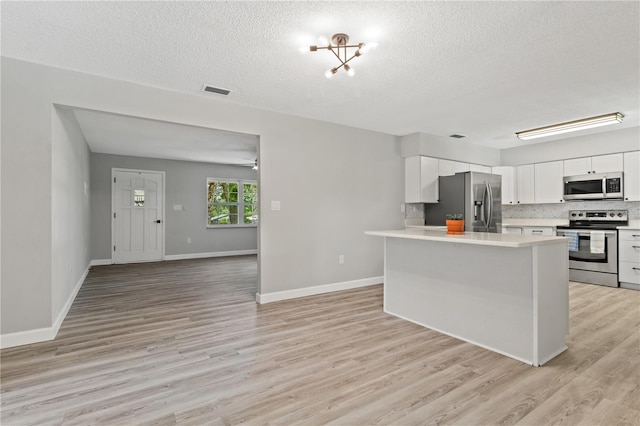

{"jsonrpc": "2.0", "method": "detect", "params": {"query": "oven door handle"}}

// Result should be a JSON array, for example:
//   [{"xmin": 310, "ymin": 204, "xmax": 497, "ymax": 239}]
[{"xmin": 557, "ymin": 230, "xmax": 616, "ymax": 237}]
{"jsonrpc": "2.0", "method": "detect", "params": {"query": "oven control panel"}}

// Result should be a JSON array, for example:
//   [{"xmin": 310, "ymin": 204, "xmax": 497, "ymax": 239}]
[{"xmin": 568, "ymin": 210, "xmax": 628, "ymax": 222}]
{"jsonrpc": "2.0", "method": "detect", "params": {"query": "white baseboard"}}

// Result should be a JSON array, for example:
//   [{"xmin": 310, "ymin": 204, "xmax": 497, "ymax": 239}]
[
  {"xmin": 52, "ymin": 264, "xmax": 89, "ymax": 335},
  {"xmin": 91, "ymin": 259, "xmax": 112, "ymax": 266},
  {"xmin": 165, "ymin": 249, "xmax": 257, "ymax": 261},
  {"xmin": 1, "ymin": 263, "xmax": 90, "ymax": 349},
  {"xmin": 256, "ymin": 276, "xmax": 383, "ymax": 304},
  {"xmin": 0, "ymin": 326, "xmax": 56, "ymax": 350}
]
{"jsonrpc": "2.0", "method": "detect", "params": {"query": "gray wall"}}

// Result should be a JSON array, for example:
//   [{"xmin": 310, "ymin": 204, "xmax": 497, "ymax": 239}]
[
  {"xmin": 91, "ymin": 153, "xmax": 258, "ymax": 260},
  {"xmin": 400, "ymin": 132, "xmax": 502, "ymax": 166},
  {"xmin": 1, "ymin": 57, "xmax": 404, "ymax": 337},
  {"xmin": 2, "ymin": 57, "xmax": 54, "ymax": 333},
  {"xmin": 51, "ymin": 107, "xmax": 91, "ymax": 323}
]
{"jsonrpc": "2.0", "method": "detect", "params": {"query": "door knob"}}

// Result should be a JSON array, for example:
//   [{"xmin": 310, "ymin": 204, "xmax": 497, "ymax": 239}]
[{"xmin": 155, "ymin": 219, "xmax": 162, "ymax": 224}]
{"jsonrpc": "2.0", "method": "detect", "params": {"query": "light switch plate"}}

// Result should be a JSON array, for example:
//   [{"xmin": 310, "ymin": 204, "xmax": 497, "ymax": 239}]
[{"xmin": 271, "ymin": 201, "xmax": 281, "ymax": 211}]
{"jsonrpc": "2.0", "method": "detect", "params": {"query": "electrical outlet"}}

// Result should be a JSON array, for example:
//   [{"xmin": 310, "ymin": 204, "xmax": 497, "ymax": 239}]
[
  {"xmin": 187, "ymin": 237, "xmax": 191, "ymax": 244},
  {"xmin": 338, "ymin": 254, "xmax": 345, "ymax": 264}
]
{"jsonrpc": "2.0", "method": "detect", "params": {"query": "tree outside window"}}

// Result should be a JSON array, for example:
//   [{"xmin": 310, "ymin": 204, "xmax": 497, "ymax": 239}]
[{"xmin": 207, "ymin": 179, "xmax": 257, "ymax": 226}]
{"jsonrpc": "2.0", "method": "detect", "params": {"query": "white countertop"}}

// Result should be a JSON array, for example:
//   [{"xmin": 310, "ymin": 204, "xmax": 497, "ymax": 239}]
[
  {"xmin": 500, "ymin": 219, "xmax": 569, "ymax": 227},
  {"xmin": 405, "ymin": 225, "xmax": 448, "ymax": 231},
  {"xmin": 366, "ymin": 229, "xmax": 569, "ymax": 248},
  {"xmin": 619, "ymin": 220, "xmax": 640, "ymax": 230}
]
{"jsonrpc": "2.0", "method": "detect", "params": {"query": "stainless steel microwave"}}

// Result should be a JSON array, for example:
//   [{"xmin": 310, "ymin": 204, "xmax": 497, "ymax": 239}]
[{"xmin": 563, "ymin": 172, "xmax": 623, "ymax": 201}]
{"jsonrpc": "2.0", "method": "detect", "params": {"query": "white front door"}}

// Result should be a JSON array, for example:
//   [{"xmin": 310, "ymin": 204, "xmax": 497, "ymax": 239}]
[{"xmin": 112, "ymin": 169, "xmax": 164, "ymax": 263}]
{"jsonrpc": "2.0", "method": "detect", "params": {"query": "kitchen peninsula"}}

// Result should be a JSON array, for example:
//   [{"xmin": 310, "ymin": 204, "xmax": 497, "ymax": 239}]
[{"xmin": 365, "ymin": 229, "xmax": 570, "ymax": 366}]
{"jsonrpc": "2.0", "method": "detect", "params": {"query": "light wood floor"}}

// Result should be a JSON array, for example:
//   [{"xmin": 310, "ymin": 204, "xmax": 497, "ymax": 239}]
[{"xmin": 1, "ymin": 255, "xmax": 639, "ymax": 425}]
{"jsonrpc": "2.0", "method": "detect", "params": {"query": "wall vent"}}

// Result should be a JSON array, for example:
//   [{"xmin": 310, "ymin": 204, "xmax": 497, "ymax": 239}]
[
  {"xmin": 449, "ymin": 134, "xmax": 466, "ymax": 139},
  {"xmin": 203, "ymin": 85, "xmax": 231, "ymax": 96}
]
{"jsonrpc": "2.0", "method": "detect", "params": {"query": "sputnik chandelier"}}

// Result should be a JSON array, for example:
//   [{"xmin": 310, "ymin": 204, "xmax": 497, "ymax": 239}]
[{"xmin": 304, "ymin": 33, "xmax": 377, "ymax": 78}]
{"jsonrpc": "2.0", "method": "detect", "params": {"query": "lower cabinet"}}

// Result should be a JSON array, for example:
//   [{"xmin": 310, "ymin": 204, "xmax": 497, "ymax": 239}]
[
  {"xmin": 502, "ymin": 226, "xmax": 523, "ymax": 235},
  {"xmin": 619, "ymin": 230, "xmax": 640, "ymax": 290},
  {"xmin": 523, "ymin": 226, "xmax": 554, "ymax": 236}
]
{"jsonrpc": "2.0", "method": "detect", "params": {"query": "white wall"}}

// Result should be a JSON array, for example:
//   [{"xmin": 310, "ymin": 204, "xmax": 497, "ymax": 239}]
[
  {"xmin": 51, "ymin": 107, "xmax": 91, "ymax": 326},
  {"xmin": 0, "ymin": 57, "xmax": 404, "ymax": 340},
  {"xmin": 500, "ymin": 126, "xmax": 640, "ymax": 165},
  {"xmin": 90, "ymin": 153, "xmax": 258, "ymax": 260},
  {"xmin": 400, "ymin": 132, "xmax": 501, "ymax": 166}
]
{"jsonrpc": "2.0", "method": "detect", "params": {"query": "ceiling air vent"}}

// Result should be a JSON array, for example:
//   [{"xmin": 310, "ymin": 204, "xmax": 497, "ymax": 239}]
[
  {"xmin": 449, "ymin": 134, "xmax": 466, "ymax": 139},
  {"xmin": 203, "ymin": 85, "xmax": 231, "ymax": 96}
]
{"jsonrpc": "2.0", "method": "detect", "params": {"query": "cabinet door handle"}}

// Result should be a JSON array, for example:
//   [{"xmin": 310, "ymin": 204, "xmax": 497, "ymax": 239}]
[
  {"xmin": 532, "ymin": 230, "xmax": 543, "ymax": 233},
  {"xmin": 633, "ymin": 246, "xmax": 640, "ymax": 249},
  {"xmin": 633, "ymin": 267, "xmax": 640, "ymax": 271}
]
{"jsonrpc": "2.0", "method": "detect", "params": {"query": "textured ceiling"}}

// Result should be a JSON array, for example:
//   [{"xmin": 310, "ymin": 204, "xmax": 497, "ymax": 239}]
[
  {"xmin": 2, "ymin": 1, "xmax": 639, "ymax": 152},
  {"xmin": 72, "ymin": 109, "xmax": 258, "ymax": 166}
]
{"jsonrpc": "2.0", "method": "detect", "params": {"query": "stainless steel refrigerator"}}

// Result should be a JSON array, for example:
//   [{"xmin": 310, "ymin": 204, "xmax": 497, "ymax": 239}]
[{"xmin": 424, "ymin": 172, "xmax": 502, "ymax": 233}]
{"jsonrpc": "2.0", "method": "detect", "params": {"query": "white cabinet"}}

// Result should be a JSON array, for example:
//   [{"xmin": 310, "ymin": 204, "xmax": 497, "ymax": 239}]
[
  {"xmin": 534, "ymin": 161, "xmax": 564, "ymax": 204},
  {"xmin": 438, "ymin": 160, "xmax": 484, "ymax": 176},
  {"xmin": 563, "ymin": 153, "xmax": 624, "ymax": 176},
  {"xmin": 437, "ymin": 159, "xmax": 457, "ymax": 176},
  {"xmin": 619, "ymin": 230, "xmax": 640, "ymax": 290},
  {"xmin": 563, "ymin": 157, "xmax": 591, "ymax": 176},
  {"xmin": 438, "ymin": 159, "xmax": 469, "ymax": 176},
  {"xmin": 454, "ymin": 162, "xmax": 470, "ymax": 174},
  {"xmin": 502, "ymin": 226, "xmax": 522, "ymax": 235},
  {"xmin": 623, "ymin": 151, "xmax": 640, "ymax": 201},
  {"xmin": 592, "ymin": 154, "xmax": 624, "ymax": 173},
  {"xmin": 516, "ymin": 164, "xmax": 535, "ymax": 204},
  {"xmin": 492, "ymin": 166, "xmax": 516, "ymax": 205},
  {"xmin": 523, "ymin": 226, "xmax": 554, "ymax": 236},
  {"xmin": 405, "ymin": 156, "xmax": 439, "ymax": 203},
  {"xmin": 469, "ymin": 164, "xmax": 492, "ymax": 173}
]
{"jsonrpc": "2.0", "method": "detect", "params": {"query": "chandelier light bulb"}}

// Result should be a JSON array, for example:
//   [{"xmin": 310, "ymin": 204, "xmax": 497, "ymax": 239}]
[
  {"xmin": 298, "ymin": 46, "xmax": 310, "ymax": 54},
  {"xmin": 325, "ymin": 69, "xmax": 334, "ymax": 79},
  {"xmin": 345, "ymin": 64, "xmax": 355, "ymax": 77},
  {"xmin": 359, "ymin": 42, "xmax": 378, "ymax": 54}
]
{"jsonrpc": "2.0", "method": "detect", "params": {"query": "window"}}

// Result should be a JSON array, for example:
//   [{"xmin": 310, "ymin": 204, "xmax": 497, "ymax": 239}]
[{"xmin": 207, "ymin": 178, "xmax": 258, "ymax": 226}]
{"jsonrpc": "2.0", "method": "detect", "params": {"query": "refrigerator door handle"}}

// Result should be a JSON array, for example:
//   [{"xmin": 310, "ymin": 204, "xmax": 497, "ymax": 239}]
[
  {"xmin": 487, "ymin": 183, "xmax": 493, "ymax": 230},
  {"xmin": 481, "ymin": 184, "xmax": 489, "ymax": 229}
]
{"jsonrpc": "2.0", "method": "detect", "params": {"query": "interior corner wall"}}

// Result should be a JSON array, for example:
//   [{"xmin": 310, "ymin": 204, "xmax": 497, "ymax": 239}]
[
  {"xmin": 51, "ymin": 106, "xmax": 91, "ymax": 325},
  {"xmin": 90, "ymin": 153, "xmax": 258, "ymax": 260},
  {"xmin": 1, "ymin": 57, "xmax": 53, "ymax": 334},
  {"xmin": 500, "ymin": 126, "xmax": 640, "ymax": 166},
  {"xmin": 399, "ymin": 132, "xmax": 501, "ymax": 166},
  {"xmin": 1, "ymin": 57, "xmax": 404, "ymax": 338}
]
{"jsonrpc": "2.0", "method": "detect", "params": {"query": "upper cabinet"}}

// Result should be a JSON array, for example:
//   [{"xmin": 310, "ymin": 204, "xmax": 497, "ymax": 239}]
[
  {"xmin": 438, "ymin": 159, "xmax": 473, "ymax": 176},
  {"xmin": 439, "ymin": 159, "xmax": 491, "ymax": 176},
  {"xmin": 623, "ymin": 151, "xmax": 640, "ymax": 201},
  {"xmin": 563, "ymin": 153, "xmax": 624, "ymax": 176},
  {"xmin": 469, "ymin": 164, "xmax": 492, "ymax": 173},
  {"xmin": 492, "ymin": 166, "xmax": 516, "ymax": 205},
  {"xmin": 405, "ymin": 156, "xmax": 439, "ymax": 203},
  {"xmin": 516, "ymin": 164, "xmax": 535, "ymax": 204},
  {"xmin": 405, "ymin": 151, "xmax": 636, "ymax": 206},
  {"xmin": 534, "ymin": 161, "xmax": 564, "ymax": 204}
]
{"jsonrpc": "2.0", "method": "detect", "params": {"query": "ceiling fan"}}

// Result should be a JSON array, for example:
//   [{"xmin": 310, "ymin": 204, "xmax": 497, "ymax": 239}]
[{"xmin": 240, "ymin": 158, "xmax": 258, "ymax": 170}]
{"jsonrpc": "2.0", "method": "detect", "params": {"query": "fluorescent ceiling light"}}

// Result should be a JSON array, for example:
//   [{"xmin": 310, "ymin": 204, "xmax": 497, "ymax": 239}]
[{"xmin": 515, "ymin": 112, "xmax": 624, "ymax": 140}]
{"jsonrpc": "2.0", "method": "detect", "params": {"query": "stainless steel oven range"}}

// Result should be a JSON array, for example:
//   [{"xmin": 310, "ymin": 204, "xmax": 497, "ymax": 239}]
[{"xmin": 556, "ymin": 210, "xmax": 628, "ymax": 287}]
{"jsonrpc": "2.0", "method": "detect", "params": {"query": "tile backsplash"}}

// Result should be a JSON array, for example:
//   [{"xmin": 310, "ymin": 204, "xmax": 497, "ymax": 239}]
[
  {"xmin": 406, "ymin": 201, "xmax": 640, "ymax": 223},
  {"xmin": 503, "ymin": 200, "xmax": 640, "ymax": 219}
]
